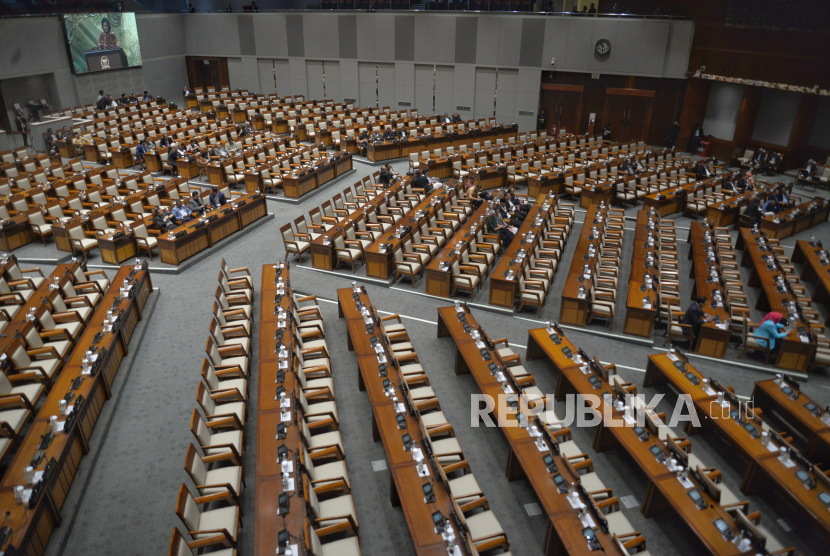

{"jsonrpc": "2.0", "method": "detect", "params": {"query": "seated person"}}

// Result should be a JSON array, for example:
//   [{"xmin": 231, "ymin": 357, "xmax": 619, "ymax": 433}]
[
  {"xmin": 71, "ymin": 132, "xmax": 85, "ymax": 148},
  {"xmin": 762, "ymin": 191, "xmax": 781, "ymax": 214},
  {"xmin": 145, "ymin": 138, "xmax": 157, "ymax": 151},
  {"xmin": 357, "ymin": 131, "xmax": 369, "ymax": 157},
  {"xmin": 397, "ymin": 127, "xmax": 409, "ymax": 140},
  {"xmin": 764, "ymin": 152, "xmax": 781, "ymax": 175},
  {"xmin": 213, "ymin": 143, "xmax": 229, "ymax": 158},
  {"xmin": 171, "ymin": 200, "xmax": 193, "ymax": 224},
  {"xmin": 411, "ymin": 169, "xmax": 432, "ymax": 194},
  {"xmin": 737, "ymin": 171, "xmax": 755, "ymax": 192},
  {"xmin": 798, "ymin": 159, "xmax": 817, "ymax": 180},
  {"xmin": 209, "ymin": 187, "xmax": 227, "ymax": 209},
  {"xmin": 486, "ymin": 206, "xmax": 515, "ymax": 246},
  {"xmin": 226, "ymin": 139, "xmax": 242, "ymax": 153},
  {"xmin": 723, "ymin": 177, "xmax": 738, "ymax": 194},
  {"xmin": 750, "ymin": 148, "xmax": 766, "ymax": 168},
  {"xmin": 379, "ymin": 163, "xmax": 395, "ymax": 187},
  {"xmin": 744, "ymin": 195, "xmax": 763, "ymax": 227},
  {"xmin": 186, "ymin": 139, "xmax": 201, "ymax": 155},
  {"xmin": 383, "ymin": 127, "xmax": 396, "ymax": 141},
  {"xmin": 696, "ymin": 161, "xmax": 714, "ymax": 180},
  {"xmin": 159, "ymin": 133, "xmax": 172, "ymax": 148},
  {"xmin": 631, "ymin": 156, "xmax": 645, "ymax": 174},
  {"xmin": 680, "ymin": 296, "xmax": 712, "ymax": 346},
  {"xmin": 154, "ymin": 207, "xmax": 177, "ymax": 231},
  {"xmin": 773, "ymin": 184, "xmax": 792, "ymax": 209},
  {"xmin": 188, "ymin": 191, "xmax": 207, "ymax": 216},
  {"xmin": 506, "ymin": 190, "xmax": 530, "ymax": 213},
  {"xmin": 168, "ymin": 143, "xmax": 186, "ymax": 175},
  {"xmin": 452, "ymin": 113, "xmax": 462, "ymax": 123},
  {"xmin": 135, "ymin": 140, "xmax": 147, "ymax": 166},
  {"xmin": 754, "ymin": 312, "xmax": 792, "ymax": 356},
  {"xmin": 469, "ymin": 185, "xmax": 483, "ymax": 209},
  {"xmin": 498, "ymin": 198, "xmax": 524, "ymax": 226},
  {"xmin": 620, "ymin": 158, "xmax": 635, "ymax": 175},
  {"xmin": 370, "ymin": 129, "xmax": 383, "ymax": 143}
]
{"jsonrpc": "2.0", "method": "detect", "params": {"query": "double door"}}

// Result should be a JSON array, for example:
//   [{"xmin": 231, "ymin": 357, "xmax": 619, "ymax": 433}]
[
  {"xmin": 540, "ymin": 84, "xmax": 584, "ymax": 135},
  {"xmin": 186, "ymin": 56, "xmax": 230, "ymax": 92},
  {"xmin": 603, "ymin": 89, "xmax": 655, "ymax": 144}
]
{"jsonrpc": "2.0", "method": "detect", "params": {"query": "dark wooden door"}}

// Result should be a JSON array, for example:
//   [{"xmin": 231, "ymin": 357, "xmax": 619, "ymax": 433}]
[
  {"xmin": 603, "ymin": 89, "xmax": 655, "ymax": 143},
  {"xmin": 186, "ymin": 57, "xmax": 230, "ymax": 92},
  {"xmin": 540, "ymin": 84, "xmax": 584, "ymax": 135}
]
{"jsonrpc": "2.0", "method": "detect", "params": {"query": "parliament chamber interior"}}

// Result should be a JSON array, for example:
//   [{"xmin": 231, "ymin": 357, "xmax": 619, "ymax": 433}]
[{"xmin": 2, "ymin": 2, "xmax": 830, "ymax": 556}]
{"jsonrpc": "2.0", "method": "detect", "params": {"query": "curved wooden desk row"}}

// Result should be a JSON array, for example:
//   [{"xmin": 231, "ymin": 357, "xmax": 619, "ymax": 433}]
[
  {"xmin": 338, "ymin": 287, "xmax": 486, "ymax": 556},
  {"xmin": 644, "ymin": 352, "xmax": 829, "ymax": 551},
  {"xmin": 643, "ymin": 169, "xmax": 723, "ymax": 217},
  {"xmin": 489, "ymin": 193, "xmax": 564, "ymax": 309},
  {"xmin": 687, "ymin": 222, "xmax": 733, "ymax": 358},
  {"xmin": 527, "ymin": 328, "xmax": 788, "ymax": 556},
  {"xmin": 558, "ymin": 203, "xmax": 612, "ymax": 326},
  {"xmin": 309, "ymin": 178, "xmax": 410, "ymax": 271},
  {"xmin": 438, "ymin": 307, "xmax": 637, "ymax": 556},
  {"xmin": 155, "ymin": 192, "xmax": 267, "ymax": 265},
  {"xmin": 761, "ymin": 199, "xmax": 829, "ymax": 240},
  {"xmin": 792, "ymin": 239, "xmax": 830, "ymax": 326},
  {"xmin": 705, "ymin": 181, "xmax": 777, "ymax": 229},
  {"xmin": 0, "ymin": 265, "xmax": 152, "ymax": 556},
  {"xmin": 735, "ymin": 227, "xmax": 816, "ymax": 373},
  {"xmin": 255, "ymin": 263, "xmax": 306, "ymax": 556},
  {"xmin": 623, "ymin": 210, "xmax": 672, "ymax": 338}
]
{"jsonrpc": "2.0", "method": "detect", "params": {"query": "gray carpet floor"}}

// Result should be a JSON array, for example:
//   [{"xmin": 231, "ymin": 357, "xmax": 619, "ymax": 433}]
[{"xmin": 17, "ymin": 151, "xmax": 830, "ymax": 556}]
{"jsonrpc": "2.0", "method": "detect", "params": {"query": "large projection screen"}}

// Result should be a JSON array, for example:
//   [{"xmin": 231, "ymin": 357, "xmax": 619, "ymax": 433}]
[{"xmin": 63, "ymin": 13, "xmax": 143, "ymax": 74}]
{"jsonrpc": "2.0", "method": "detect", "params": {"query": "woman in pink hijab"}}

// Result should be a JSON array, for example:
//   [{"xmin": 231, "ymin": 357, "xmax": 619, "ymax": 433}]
[{"xmin": 755, "ymin": 312, "xmax": 792, "ymax": 353}]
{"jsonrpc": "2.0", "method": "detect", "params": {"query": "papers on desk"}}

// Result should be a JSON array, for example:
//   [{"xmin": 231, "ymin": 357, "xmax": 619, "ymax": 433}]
[
  {"xmin": 397, "ymin": 403, "xmax": 406, "ymax": 413},
  {"xmin": 501, "ymin": 383, "xmax": 514, "ymax": 395},
  {"xmin": 580, "ymin": 365, "xmax": 590, "ymax": 375},
  {"xmin": 778, "ymin": 454, "xmax": 797, "ymax": 468},
  {"xmin": 279, "ymin": 460, "xmax": 295, "ymax": 473},
  {"xmin": 577, "ymin": 293, "xmax": 586, "ymax": 299},
  {"xmin": 716, "ymin": 323, "xmax": 729, "ymax": 330},
  {"xmin": 667, "ymin": 353, "xmax": 679, "ymax": 362},
  {"xmin": 417, "ymin": 464, "xmax": 430, "ymax": 478},
  {"xmin": 55, "ymin": 421, "xmax": 66, "ymax": 433},
  {"xmin": 703, "ymin": 386, "xmax": 717, "ymax": 396},
  {"xmin": 278, "ymin": 359, "xmax": 289, "ymax": 370},
  {"xmin": 573, "ymin": 355, "xmax": 584, "ymax": 364},
  {"xmin": 283, "ymin": 477, "xmax": 295, "ymax": 492},
  {"xmin": 281, "ymin": 410, "xmax": 291, "ymax": 423},
  {"xmin": 475, "ymin": 340, "xmax": 486, "ymax": 350},
  {"xmin": 451, "ymin": 546, "xmax": 462, "ymax": 556},
  {"xmin": 579, "ymin": 512, "xmax": 596, "ymax": 528},
  {"xmin": 677, "ymin": 475, "xmax": 695, "ymax": 489},
  {"xmin": 717, "ymin": 399, "xmax": 730, "ymax": 409},
  {"xmin": 567, "ymin": 495, "xmax": 586, "ymax": 510},
  {"xmin": 764, "ymin": 442, "xmax": 780, "ymax": 453},
  {"xmin": 800, "ymin": 335, "xmax": 810, "ymax": 343},
  {"xmin": 623, "ymin": 413, "xmax": 636, "ymax": 426},
  {"xmin": 31, "ymin": 470, "xmax": 44, "ymax": 485}
]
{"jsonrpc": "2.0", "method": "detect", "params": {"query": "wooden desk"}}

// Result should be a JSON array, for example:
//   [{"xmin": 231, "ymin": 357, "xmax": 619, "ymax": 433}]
[
  {"xmin": 705, "ymin": 185, "xmax": 770, "ymax": 228},
  {"xmin": 424, "ymin": 203, "xmax": 489, "ymax": 298},
  {"xmin": 0, "ymin": 214, "xmax": 35, "ymax": 251},
  {"xmin": 98, "ymin": 226, "xmax": 143, "ymax": 264},
  {"xmin": 111, "ymin": 149, "xmax": 133, "ymax": 170},
  {"xmin": 0, "ymin": 266, "xmax": 151, "ymax": 556},
  {"xmin": 363, "ymin": 182, "xmax": 461, "ymax": 280},
  {"xmin": 337, "ymin": 288, "xmax": 472, "ymax": 556},
  {"xmin": 399, "ymin": 138, "xmax": 425, "ymax": 158},
  {"xmin": 156, "ymin": 192, "xmax": 266, "ymax": 265},
  {"xmin": 558, "ymin": 204, "xmax": 609, "ymax": 326},
  {"xmin": 438, "ymin": 311, "xmax": 624, "ymax": 556},
  {"xmin": 475, "ymin": 166, "xmax": 506, "ymax": 191},
  {"xmin": 687, "ymin": 222, "xmax": 732, "ymax": 358},
  {"xmin": 761, "ymin": 199, "xmax": 829, "ymax": 239},
  {"xmin": 176, "ymin": 158, "xmax": 199, "ymax": 181},
  {"xmin": 527, "ymin": 172, "xmax": 565, "ymax": 198},
  {"xmin": 310, "ymin": 181, "xmax": 407, "ymax": 271},
  {"xmin": 368, "ymin": 141, "xmax": 401, "ymax": 163},
  {"xmin": 752, "ymin": 378, "xmax": 830, "ymax": 467},
  {"xmin": 420, "ymin": 156, "xmax": 453, "ymax": 180},
  {"xmin": 623, "ymin": 210, "xmax": 660, "ymax": 338},
  {"xmin": 736, "ymin": 227, "xmax": 816, "ymax": 372},
  {"xmin": 255, "ymin": 263, "xmax": 305, "ymax": 556},
  {"xmin": 579, "ymin": 182, "xmax": 615, "ymax": 209},
  {"xmin": 282, "ymin": 171, "xmax": 317, "ymax": 199},
  {"xmin": 792, "ymin": 240, "xmax": 830, "ymax": 319},
  {"xmin": 334, "ymin": 153, "xmax": 353, "ymax": 177}
]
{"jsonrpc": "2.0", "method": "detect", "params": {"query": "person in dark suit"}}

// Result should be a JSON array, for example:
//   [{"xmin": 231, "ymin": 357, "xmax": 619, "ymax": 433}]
[
  {"xmin": 383, "ymin": 127, "xmax": 395, "ymax": 141},
  {"xmin": 154, "ymin": 207, "xmax": 177, "ymax": 231},
  {"xmin": 441, "ymin": 113, "xmax": 452, "ymax": 124},
  {"xmin": 620, "ymin": 158, "xmax": 635, "ymax": 175},
  {"xmin": 681, "ymin": 296, "xmax": 712, "ymax": 344},
  {"xmin": 744, "ymin": 194, "xmax": 763, "ymax": 227},
  {"xmin": 188, "ymin": 191, "xmax": 207, "ymax": 216},
  {"xmin": 696, "ymin": 161, "xmax": 714, "ymax": 180},
  {"xmin": 159, "ymin": 133, "xmax": 172, "ymax": 148},
  {"xmin": 397, "ymin": 128, "xmax": 408, "ymax": 140},
  {"xmin": 762, "ymin": 191, "xmax": 781, "ymax": 214},
  {"xmin": 411, "ymin": 169, "xmax": 432, "ymax": 195},
  {"xmin": 452, "ymin": 113, "xmax": 462, "ymax": 123},
  {"xmin": 665, "ymin": 121, "xmax": 680, "ymax": 149},
  {"xmin": 773, "ymin": 184, "xmax": 792, "ymax": 209},
  {"xmin": 357, "ymin": 130, "xmax": 369, "ymax": 157},
  {"xmin": 601, "ymin": 125, "xmax": 612, "ymax": 141},
  {"xmin": 537, "ymin": 111, "xmax": 546, "ymax": 132},
  {"xmin": 687, "ymin": 123, "xmax": 703, "ymax": 154},
  {"xmin": 378, "ymin": 164, "xmax": 394, "ymax": 187},
  {"xmin": 764, "ymin": 152, "xmax": 781, "ymax": 175},
  {"xmin": 96, "ymin": 95, "xmax": 111, "ymax": 110},
  {"xmin": 723, "ymin": 177, "xmax": 738, "ymax": 195},
  {"xmin": 737, "ymin": 171, "xmax": 754, "ymax": 192},
  {"xmin": 14, "ymin": 110, "xmax": 28, "ymax": 148},
  {"xmin": 209, "ymin": 187, "xmax": 227, "ymax": 209},
  {"xmin": 799, "ymin": 159, "xmax": 817, "ymax": 180},
  {"xmin": 750, "ymin": 148, "xmax": 766, "ymax": 168}
]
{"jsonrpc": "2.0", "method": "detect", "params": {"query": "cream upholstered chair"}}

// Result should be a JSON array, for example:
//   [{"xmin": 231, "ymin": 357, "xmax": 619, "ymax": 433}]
[
  {"xmin": 168, "ymin": 527, "xmax": 237, "ymax": 556},
  {"xmin": 132, "ymin": 222, "xmax": 159, "ymax": 260},
  {"xmin": 184, "ymin": 443, "xmax": 244, "ymax": 503},
  {"xmin": 218, "ymin": 272, "xmax": 252, "ymax": 302},
  {"xmin": 197, "ymin": 382, "xmax": 246, "ymax": 429},
  {"xmin": 205, "ymin": 337, "xmax": 248, "ymax": 376},
  {"xmin": 299, "ymin": 414, "xmax": 345, "ymax": 460},
  {"xmin": 215, "ymin": 288, "xmax": 252, "ymax": 321},
  {"xmin": 304, "ymin": 474, "xmax": 359, "ymax": 535},
  {"xmin": 67, "ymin": 223, "xmax": 98, "ymax": 258},
  {"xmin": 175, "ymin": 484, "xmax": 239, "ymax": 550},
  {"xmin": 305, "ymin": 520, "xmax": 361, "ymax": 556},
  {"xmin": 46, "ymin": 289, "xmax": 91, "ymax": 323},
  {"xmin": 0, "ymin": 366, "xmax": 45, "ymax": 408},
  {"xmin": 0, "ymin": 276, "xmax": 34, "ymax": 304},
  {"xmin": 6, "ymin": 338, "xmax": 60, "ymax": 387},
  {"xmin": 202, "ymin": 359, "xmax": 247, "ymax": 400},
  {"xmin": 281, "ymin": 223, "xmax": 310, "ymax": 263},
  {"xmin": 393, "ymin": 248, "xmax": 423, "ymax": 287},
  {"xmin": 70, "ymin": 264, "xmax": 109, "ymax": 293},
  {"xmin": 301, "ymin": 443, "xmax": 350, "ymax": 490},
  {"xmin": 452, "ymin": 260, "xmax": 480, "ymax": 298},
  {"xmin": 22, "ymin": 320, "xmax": 72, "ymax": 359},
  {"xmin": 189, "ymin": 410, "xmax": 243, "ymax": 465},
  {"xmin": 449, "ymin": 495, "xmax": 510, "ymax": 553},
  {"xmin": 61, "ymin": 278, "xmax": 101, "ymax": 307},
  {"xmin": 27, "ymin": 210, "xmax": 53, "ymax": 244},
  {"xmin": 209, "ymin": 318, "xmax": 250, "ymax": 354},
  {"xmin": 220, "ymin": 259, "xmax": 253, "ymax": 291},
  {"xmin": 333, "ymin": 235, "xmax": 363, "ymax": 273}
]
